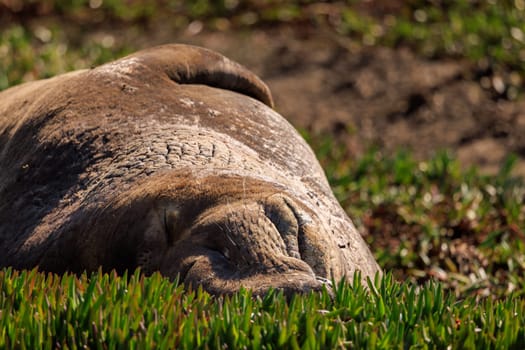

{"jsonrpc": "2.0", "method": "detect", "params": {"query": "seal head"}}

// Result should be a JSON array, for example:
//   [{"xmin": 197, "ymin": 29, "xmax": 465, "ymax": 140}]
[{"xmin": 0, "ymin": 44, "xmax": 380, "ymax": 295}]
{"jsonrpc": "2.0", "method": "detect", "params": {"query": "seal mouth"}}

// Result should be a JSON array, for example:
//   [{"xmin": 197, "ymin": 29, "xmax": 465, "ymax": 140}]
[
  {"xmin": 184, "ymin": 256, "xmax": 333, "ymax": 297},
  {"xmin": 175, "ymin": 244, "xmax": 333, "ymax": 297}
]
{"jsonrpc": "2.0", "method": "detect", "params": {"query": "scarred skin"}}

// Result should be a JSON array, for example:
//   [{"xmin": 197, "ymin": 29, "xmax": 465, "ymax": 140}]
[{"xmin": 0, "ymin": 44, "xmax": 380, "ymax": 295}]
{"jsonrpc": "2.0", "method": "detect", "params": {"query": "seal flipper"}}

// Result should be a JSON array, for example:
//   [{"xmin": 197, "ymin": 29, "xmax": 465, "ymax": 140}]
[{"xmin": 127, "ymin": 44, "xmax": 274, "ymax": 108}]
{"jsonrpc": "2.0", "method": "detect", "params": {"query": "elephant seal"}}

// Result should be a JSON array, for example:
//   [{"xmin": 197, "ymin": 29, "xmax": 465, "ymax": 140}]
[{"xmin": 0, "ymin": 44, "xmax": 380, "ymax": 295}]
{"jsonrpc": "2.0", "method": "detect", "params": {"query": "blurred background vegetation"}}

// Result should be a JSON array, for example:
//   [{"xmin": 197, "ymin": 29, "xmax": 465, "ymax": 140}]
[
  {"xmin": 1, "ymin": 0, "xmax": 525, "ymax": 300},
  {"xmin": 2, "ymin": 0, "xmax": 525, "ymax": 97}
]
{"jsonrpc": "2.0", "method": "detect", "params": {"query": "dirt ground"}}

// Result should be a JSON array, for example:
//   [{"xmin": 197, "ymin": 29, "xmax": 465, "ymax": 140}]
[{"xmin": 160, "ymin": 27, "xmax": 525, "ymax": 176}]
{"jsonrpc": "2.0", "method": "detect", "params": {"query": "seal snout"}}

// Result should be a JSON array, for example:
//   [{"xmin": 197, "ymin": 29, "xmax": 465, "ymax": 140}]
[
  {"xmin": 193, "ymin": 195, "xmax": 311, "ymax": 273},
  {"xmin": 154, "ymin": 194, "xmax": 331, "ymax": 296}
]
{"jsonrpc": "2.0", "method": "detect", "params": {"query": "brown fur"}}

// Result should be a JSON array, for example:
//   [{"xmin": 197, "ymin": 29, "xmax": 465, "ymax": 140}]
[{"xmin": 0, "ymin": 44, "xmax": 380, "ymax": 295}]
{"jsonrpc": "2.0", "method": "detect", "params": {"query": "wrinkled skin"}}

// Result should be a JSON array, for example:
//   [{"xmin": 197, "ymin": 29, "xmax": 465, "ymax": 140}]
[{"xmin": 0, "ymin": 44, "xmax": 380, "ymax": 295}]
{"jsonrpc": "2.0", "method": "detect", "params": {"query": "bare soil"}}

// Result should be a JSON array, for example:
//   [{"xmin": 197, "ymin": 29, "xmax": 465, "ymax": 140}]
[{"xmin": 165, "ymin": 27, "xmax": 525, "ymax": 176}]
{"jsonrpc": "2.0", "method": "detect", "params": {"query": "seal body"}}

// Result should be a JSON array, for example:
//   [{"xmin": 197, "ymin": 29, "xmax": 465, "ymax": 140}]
[{"xmin": 0, "ymin": 44, "xmax": 380, "ymax": 295}]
